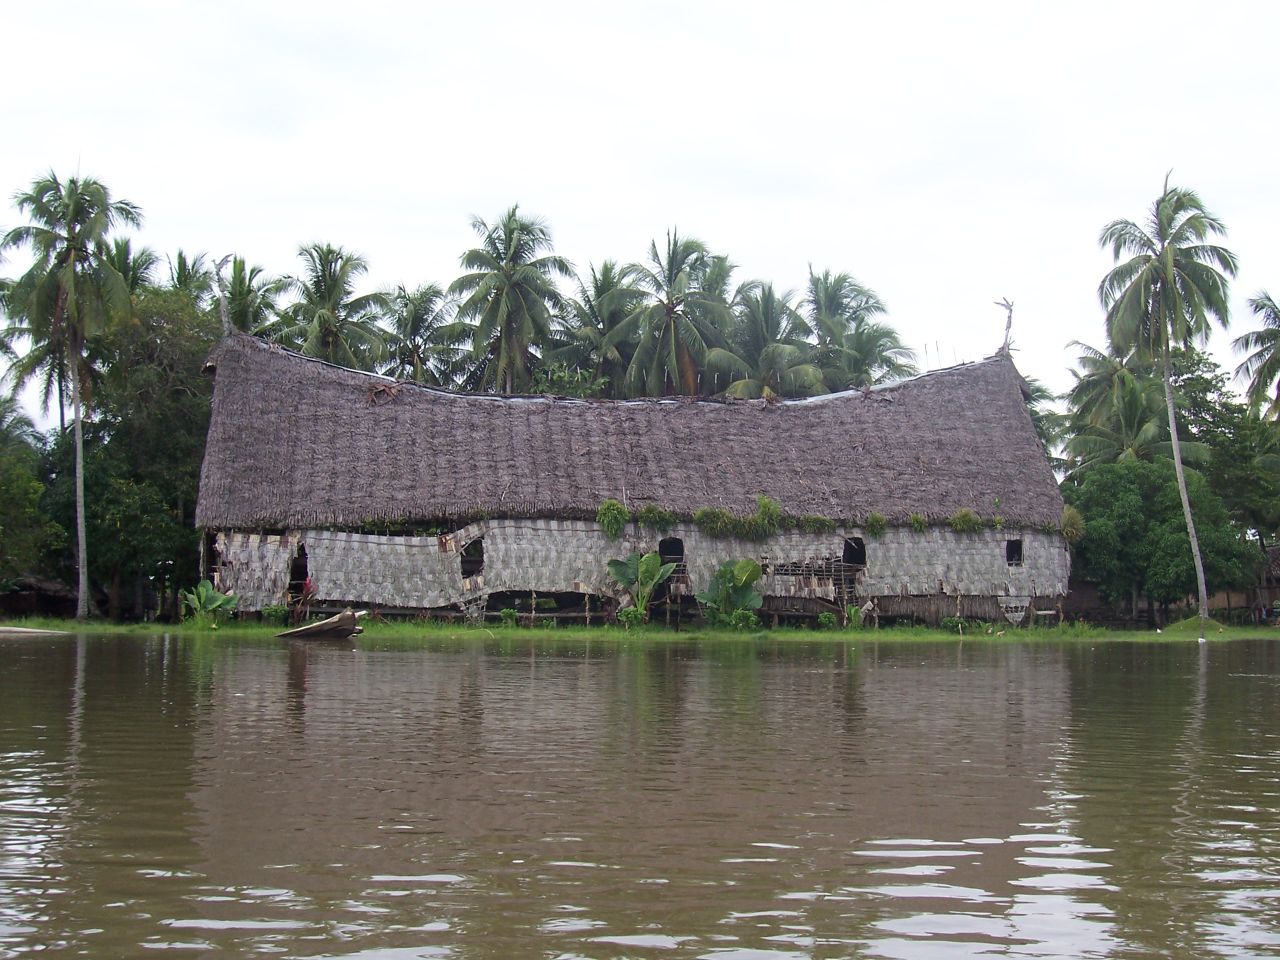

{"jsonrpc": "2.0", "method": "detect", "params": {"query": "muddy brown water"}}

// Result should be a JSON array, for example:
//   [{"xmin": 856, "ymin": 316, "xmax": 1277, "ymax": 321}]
[{"xmin": 1, "ymin": 634, "xmax": 1277, "ymax": 959}]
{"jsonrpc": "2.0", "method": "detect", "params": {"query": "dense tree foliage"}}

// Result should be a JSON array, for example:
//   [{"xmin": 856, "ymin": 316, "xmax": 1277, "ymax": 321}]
[
  {"xmin": 1064, "ymin": 460, "xmax": 1259, "ymax": 616},
  {"xmin": 3, "ymin": 170, "xmax": 1279, "ymax": 625}
]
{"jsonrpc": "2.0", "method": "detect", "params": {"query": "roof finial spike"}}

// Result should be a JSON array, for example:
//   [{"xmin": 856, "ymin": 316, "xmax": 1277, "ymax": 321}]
[{"xmin": 995, "ymin": 297, "xmax": 1013, "ymax": 355}]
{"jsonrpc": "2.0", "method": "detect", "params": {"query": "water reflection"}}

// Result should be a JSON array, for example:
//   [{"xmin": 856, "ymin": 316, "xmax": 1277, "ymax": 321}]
[{"xmin": 0, "ymin": 635, "xmax": 1276, "ymax": 958}]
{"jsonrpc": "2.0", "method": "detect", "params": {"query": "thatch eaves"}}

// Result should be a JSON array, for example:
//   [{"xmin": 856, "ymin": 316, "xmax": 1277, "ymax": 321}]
[{"xmin": 195, "ymin": 335, "xmax": 1064, "ymax": 531}]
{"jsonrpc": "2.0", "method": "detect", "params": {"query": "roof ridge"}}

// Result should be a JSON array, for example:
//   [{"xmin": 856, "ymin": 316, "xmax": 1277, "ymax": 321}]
[{"xmin": 216, "ymin": 334, "xmax": 1014, "ymax": 407}]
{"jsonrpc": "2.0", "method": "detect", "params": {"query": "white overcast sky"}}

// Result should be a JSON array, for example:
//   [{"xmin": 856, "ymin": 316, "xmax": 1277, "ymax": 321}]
[{"xmin": 3, "ymin": 0, "xmax": 1277, "ymax": 422}]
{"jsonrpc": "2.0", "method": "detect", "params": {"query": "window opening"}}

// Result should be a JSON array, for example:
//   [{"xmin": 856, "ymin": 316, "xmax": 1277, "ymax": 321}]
[
  {"xmin": 461, "ymin": 537, "xmax": 485, "ymax": 577},
  {"xmin": 1006, "ymin": 539, "xmax": 1023, "ymax": 566},
  {"xmin": 842, "ymin": 537, "xmax": 867, "ymax": 566},
  {"xmin": 658, "ymin": 536, "xmax": 685, "ymax": 564},
  {"xmin": 288, "ymin": 544, "xmax": 309, "ymax": 594}
]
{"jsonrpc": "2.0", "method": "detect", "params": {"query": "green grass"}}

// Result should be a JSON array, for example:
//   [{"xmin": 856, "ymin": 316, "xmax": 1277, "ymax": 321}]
[{"xmin": 3, "ymin": 614, "xmax": 1276, "ymax": 646}]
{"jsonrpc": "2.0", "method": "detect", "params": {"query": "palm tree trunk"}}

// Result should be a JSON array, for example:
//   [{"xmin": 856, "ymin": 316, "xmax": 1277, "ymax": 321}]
[
  {"xmin": 71, "ymin": 352, "xmax": 90, "ymax": 620},
  {"xmin": 1162, "ymin": 353, "xmax": 1209, "ymax": 638},
  {"xmin": 57, "ymin": 368, "xmax": 66, "ymax": 434}
]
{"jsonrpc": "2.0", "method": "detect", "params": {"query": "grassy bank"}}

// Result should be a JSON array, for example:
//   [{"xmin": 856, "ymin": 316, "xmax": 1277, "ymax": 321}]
[{"xmin": 3, "ymin": 614, "xmax": 1275, "ymax": 645}]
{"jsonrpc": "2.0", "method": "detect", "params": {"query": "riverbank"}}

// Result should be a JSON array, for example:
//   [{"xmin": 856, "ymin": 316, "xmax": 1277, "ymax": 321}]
[{"xmin": 2, "ymin": 615, "xmax": 1272, "ymax": 644}]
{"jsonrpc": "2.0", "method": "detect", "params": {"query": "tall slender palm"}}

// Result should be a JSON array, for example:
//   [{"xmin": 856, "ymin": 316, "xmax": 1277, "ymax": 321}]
[
  {"xmin": 615, "ymin": 230, "xmax": 732, "ymax": 397},
  {"xmin": 1233, "ymin": 291, "xmax": 1280, "ymax": 416},
  {"xmin": 2, "ymin": 172, "xmax": 141, "ymax": 618},
  {"xmin": 449, "ymin": 206, "xmax": 574, "ymax": 394},
  {"xmin": 381, "ymin": 283, "xmax": 465, "ymax": 386},
  {"xmin": 267, "ymin": 243, "xmax": 388, "ymax": 369},
  {"xmin": 705, "ymin": 284, "xmax": 823, "ymax": 398},
  {"xmin": 550, "ymin": 261, "xmax": 643, "ymax": 399},
  {"xmin": 1099, "ymin": 179, "xmax": 1237, "ymax": 635}
]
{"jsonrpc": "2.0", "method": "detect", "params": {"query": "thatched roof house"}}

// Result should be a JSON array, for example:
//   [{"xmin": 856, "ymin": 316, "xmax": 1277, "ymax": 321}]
[{"xmin": 197, "ymin": 335, "xmax": 1068, "ymax": 623}]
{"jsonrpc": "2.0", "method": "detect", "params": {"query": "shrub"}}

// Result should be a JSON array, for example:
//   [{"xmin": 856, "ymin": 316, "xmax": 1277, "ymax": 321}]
[
  {"xmin": 617, "ymin": 606, "xmax": 645, "ymax": 630},
  {"xmin": 635, "ymin": 505, "xmax": 677, "ymax": 534},
  {"xmin": 909, "ymin": 513, "xmax": 927, "ymax": 533},
  {"xmin": 499, "ymin": 607, "xmax": 518, "ymax": 627},
  {"xmin": 794, "ymin": 514, "xmax": 836, "ymax": 534},
  {"xmin": 948, "ymin": 508, "xmax": 982, "ymax": 533},
  {"xmin": 992, "ymin": 515, "xmax": 1005, "ymax": 530},
  {"xmin": 729, "ymin": 609, "xmax": 760, "ymax": 630},
  {"xmin": 697, "ymin": 558, "xmax": 764, "ymax": 625},
  {"xmin": 261, "ymin": 604, "xmax": 289, "ymax": 626},
  {"xmin": 596, "ymin": 499, "xmax": 630, "ymax": 539},
  {"xmin": 817, "ymin": 612, "xmax": 837, "ymax": 630},
  {"xmin": 864, "ymin": 511, "xmax": 887, "ymax": 538},
  {"xmin": 940, "ymin": 616, "xmax": 969, "ymax": 634}
]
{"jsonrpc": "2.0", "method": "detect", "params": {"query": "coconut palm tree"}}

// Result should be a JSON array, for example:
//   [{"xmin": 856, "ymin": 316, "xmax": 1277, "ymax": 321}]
[
  {"xmin": 1063, "ymin": 374, "xmax": 1200, "ymax": 478},
  {"xmin": 2, "ymin": 172, "xmax": 141, "ymax": 618},
  {"xmin": 1064, "ymin": 342, "xmax": 1157, "ymax": 427},
  {"xmin": 614, "ymin": 230, "xmax": 732, "ymax": 397},
  {"xmin": 705, "ymin": 284, "xmax": 823, "ymax": 398},
  {"xmin": 800, "ymin": 268, "xmax": 914, "ymax": 389},
  {"xmin": 0, "ymin": 394, "xmax": 39, "ymax": 455},
  {"xmin": 222, "ymin": 256, "xmax": 285, "ymax": 334},
  {"xmin": 550, "ymin": 261, "xmax": 643, "ymax": 398},
  {"xmin": 449, "ymin": 206, "xmax": 574, "ymax": 394},
  {"xmin": 1023, "ymin": 377, "xmax": 1068, "ymax": 465},
  {"xmin": 381, "ymin": 283, "xmax": 466, "ymax": 386},
  {"xmin": 104, "ymin": 238, "xmax": 160, "ymax": 294},
  {"xmin": 2, "ymin": 293, "xmax": 71, "ymax": 430},
  {"xmin": 1098, "ymin": 178, "xmax": 1237, "ymax": 636},
  {"xmin": 167, "ymin": 250, "xmax": 214, "ymax": 304},
  {"xmin": 267, "ymin": 243, "xmax": 388, "ymax": 369},
  {"xmin": 1233, "ymin": 291, "xmax": 1280, "ymax": 416}
]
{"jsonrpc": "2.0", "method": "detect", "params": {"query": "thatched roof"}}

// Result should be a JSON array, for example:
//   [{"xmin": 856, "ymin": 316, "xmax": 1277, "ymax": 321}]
[{"xmin": 195, "ymin": 335, "xmax": 1064, "ymax": 530}]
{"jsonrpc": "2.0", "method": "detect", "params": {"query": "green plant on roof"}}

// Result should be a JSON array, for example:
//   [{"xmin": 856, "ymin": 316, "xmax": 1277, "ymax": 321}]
[
  {"xmin": 596, "ymin": 499, "xmax": 630, "ymax": 539},
  {"xmin": 692, "ymin": 495, "xmax": 782, "ymax": 541},
  {"xmin": 794, "ymin": 514, "xmax": 836, "ymax": 534},
  {"xmin": 863, "ymin": 511, "xmax": 887, "ymax": 538},
  {"xmin": 909, "ymin": 513, "xmax": 927, "ymax": 533},
  {"xmin": 949, "ymin": 508, "xmax": 982, "ymax": 533},
  {"xmin": 635, "ymin": 505, "xmax": 677, "ymax": 534}
]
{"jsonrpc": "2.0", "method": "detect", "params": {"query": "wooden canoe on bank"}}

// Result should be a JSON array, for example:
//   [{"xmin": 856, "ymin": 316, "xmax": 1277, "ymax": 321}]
[{"xmin": 276, "ymin": 608, "xmax": 367, "ymax": 641}]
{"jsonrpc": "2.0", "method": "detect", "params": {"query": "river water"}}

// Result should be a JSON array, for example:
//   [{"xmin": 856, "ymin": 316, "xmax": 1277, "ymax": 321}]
[{"xmin": 0, "ymin": 634, "xmax": 1277, "ymax": 959}]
